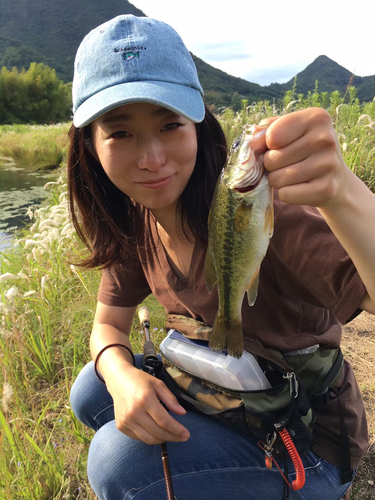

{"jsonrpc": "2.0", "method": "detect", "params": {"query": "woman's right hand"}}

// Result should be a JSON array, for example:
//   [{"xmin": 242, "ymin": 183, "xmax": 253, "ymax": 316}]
[{"xmin": 106, "ymin": 362, "xmax": 190, "ymax": 445}]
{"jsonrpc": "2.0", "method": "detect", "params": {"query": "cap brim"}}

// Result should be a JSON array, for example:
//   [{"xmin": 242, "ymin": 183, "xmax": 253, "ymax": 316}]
[{"xmin": 73, "ymin": 80, "xmax": 205, "ymax": 128}]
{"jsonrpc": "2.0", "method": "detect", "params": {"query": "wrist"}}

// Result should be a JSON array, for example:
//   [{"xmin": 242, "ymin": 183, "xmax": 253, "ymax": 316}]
[{"xmin": 95, "ymin": 343, "xmax": 136, "ymax": 383}]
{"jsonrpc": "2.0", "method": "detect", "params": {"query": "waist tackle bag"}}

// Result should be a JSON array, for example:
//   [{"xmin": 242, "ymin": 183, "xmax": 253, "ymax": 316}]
[{"xmin": 160, "ymin": 318, "xmax": 350, "ymax": 491}]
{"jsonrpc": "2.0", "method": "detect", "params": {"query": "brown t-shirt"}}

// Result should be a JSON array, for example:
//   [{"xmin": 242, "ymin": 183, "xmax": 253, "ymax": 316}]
[{"xmin": 98, "ymin": 193, "xmax": 369, "ymax": 469}]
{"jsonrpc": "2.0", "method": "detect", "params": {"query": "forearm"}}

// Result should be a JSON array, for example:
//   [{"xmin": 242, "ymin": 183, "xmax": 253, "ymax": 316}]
[
  {"xmin": 90, "ymin": 323, "xmax": 135, "ymax": 383},
  {"xmin": 318, "ymin": 170, "xmax": 375, "ymax": 312}
]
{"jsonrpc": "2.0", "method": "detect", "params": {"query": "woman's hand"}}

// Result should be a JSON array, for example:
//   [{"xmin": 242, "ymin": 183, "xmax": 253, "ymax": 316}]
[
  {"xmin": 260, "ymin": 108, "xmax": 375, "ymax": 314},
  {"xmin": 106, "ymin": 362, "xmax": 190, "ymax": 445},
  {"xmin": 262, "ymin": 108, "xmax": 350, "ymax": 209}
]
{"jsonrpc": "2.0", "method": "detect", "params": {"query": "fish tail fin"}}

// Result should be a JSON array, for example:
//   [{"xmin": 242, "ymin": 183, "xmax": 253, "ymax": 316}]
[{"xmin": 209, "ymin": 315, "xmax": 243, "ymax": 358}]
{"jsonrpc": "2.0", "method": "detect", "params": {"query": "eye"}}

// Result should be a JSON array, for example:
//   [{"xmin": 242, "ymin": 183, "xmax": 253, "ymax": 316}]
[
  {"xmin": 162, "ymin": 122, "xmax": 183, "ymax": 132},
  {"xmin": 232, "ymin": 138, "xmax": 241, "ymax": 151},
  {"xmin": 110, "ymin": 130, "xmax": 131, "ymax": 139}
]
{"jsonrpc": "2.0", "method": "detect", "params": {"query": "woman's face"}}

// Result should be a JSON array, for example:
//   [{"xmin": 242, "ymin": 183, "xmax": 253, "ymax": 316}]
[{"xmin": 91, "ymin": 102, "xmax": 198, "ymax": 218}]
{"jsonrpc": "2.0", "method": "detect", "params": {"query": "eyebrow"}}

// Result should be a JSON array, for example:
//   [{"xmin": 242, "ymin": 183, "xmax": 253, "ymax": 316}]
[{"xmin": 101, "ymin": 107, "xmax": 180, "ymax": 125}]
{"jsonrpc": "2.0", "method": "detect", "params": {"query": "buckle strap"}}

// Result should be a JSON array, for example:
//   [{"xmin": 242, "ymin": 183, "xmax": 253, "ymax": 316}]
[
  {"xmin": 311, "ymin": 349, "xmax": 344, "ymax": 408},
  {"xmin": 330, "ymin": 386, "xmax": 354, "ymax": 484}
]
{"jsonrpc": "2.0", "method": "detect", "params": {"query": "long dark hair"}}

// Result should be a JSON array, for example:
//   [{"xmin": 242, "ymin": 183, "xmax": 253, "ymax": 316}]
[{"xmin": 67, "ymin": 105, "xmax": 227, "ymax": 268}]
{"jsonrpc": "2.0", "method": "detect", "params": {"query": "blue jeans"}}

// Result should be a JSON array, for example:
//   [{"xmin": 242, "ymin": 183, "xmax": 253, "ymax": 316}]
[{"xmin": 70, "ymin": 357, "xmax": 353, "ymax": 500}]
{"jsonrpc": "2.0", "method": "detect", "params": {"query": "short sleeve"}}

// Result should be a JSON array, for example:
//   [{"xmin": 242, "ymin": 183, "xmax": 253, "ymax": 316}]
[
  {"xmin": 97, "ymin": 258, "xmax": 152, "ymax": 307},
  {"xmin": 270, "ymin": 194, "xmax": 366, "ymax": 324}
]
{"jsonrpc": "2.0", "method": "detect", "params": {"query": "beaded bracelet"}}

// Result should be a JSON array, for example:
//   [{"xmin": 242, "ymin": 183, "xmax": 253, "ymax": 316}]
[{"xmin": 94, "ymin": 343, "xmax": 136, "ymax": 383}]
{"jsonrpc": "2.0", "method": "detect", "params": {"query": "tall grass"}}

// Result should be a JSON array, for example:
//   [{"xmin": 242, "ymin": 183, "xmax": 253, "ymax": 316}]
[
  {"xmin": 217, "ymin": 88, "xmax": 375, "ymax": 191},
  {"xmin": 0, "ymin": 94, "xmax": 374, "ymax": 499},
  {"xmin": 0, "ymin": 123, "xmax": 70, "ymax": 170}
]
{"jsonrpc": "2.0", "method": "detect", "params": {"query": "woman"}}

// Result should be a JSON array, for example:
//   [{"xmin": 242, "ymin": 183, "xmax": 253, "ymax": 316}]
[{"xmin": 69, "ymin": 14, "xmax": 375, "ymax": 500}]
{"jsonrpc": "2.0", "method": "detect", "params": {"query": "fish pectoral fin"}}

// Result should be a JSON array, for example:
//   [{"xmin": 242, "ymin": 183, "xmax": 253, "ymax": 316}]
[
  {"xmin": 204, "ymin": 250, "xmax": 217, "ymax": 293},
  {"xmin": 234, "ymin": 200, "xmax": 253, "ymax": 233},
  {"xmin": 246, "ymin": 269, "xmax": 260, "ymax": 306},
  {"xmin": 265, "ymin": 202, "xmax": 274, "ymax": 238}
]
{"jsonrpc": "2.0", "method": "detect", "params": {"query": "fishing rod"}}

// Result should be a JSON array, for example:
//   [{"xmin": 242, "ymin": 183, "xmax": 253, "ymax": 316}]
[{"xmin": 138, "ymin": 306, "xmax": 176, "ymax": 500}]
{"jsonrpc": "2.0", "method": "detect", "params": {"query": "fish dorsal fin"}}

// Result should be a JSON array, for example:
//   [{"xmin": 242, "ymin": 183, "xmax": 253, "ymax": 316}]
[
  {"xmin": 204, "ymin": 250, "xmax": 217, "ymax": 293},
  {"xmin": 246, "ymin": 268, "xmax": 260, "ymax": 306},
  {"xmin": 234, "ymin": 200, "xmax": 253, "ymax": 233}
]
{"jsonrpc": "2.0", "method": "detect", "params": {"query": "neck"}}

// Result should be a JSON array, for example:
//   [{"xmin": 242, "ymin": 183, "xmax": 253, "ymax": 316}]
[{"xmin": 149, "ymin": 207, "xmax": 193, "ymax": 245}]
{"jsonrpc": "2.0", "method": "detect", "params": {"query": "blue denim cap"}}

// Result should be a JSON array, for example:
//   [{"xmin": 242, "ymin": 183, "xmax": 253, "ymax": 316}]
[{"xmin": 73, "ymin": 15, "xmax": 205, "ymax": 128}]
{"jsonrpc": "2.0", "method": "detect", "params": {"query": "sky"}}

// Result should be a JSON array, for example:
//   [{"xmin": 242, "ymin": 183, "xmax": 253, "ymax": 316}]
[{"xmin": 131, "ymin": 0, "xmax": 375, "ymax": 86}]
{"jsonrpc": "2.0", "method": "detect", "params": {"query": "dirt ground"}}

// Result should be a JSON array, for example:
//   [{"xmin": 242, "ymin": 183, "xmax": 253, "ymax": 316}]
[{"xmin": 341, "ymin": 311, "xmax": 375, "ymax": 499}]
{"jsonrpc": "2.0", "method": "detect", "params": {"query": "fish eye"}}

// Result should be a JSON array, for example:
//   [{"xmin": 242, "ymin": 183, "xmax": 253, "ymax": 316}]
[{"xmin": 232, "ymin": 138, "xmax": 241, "ymax": 150}]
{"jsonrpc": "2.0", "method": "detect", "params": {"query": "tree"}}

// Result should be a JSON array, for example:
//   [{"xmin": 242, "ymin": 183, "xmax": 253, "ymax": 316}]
[{"xmin": 0, "ymin": 63, "xmax": 72, "ymax": 124}]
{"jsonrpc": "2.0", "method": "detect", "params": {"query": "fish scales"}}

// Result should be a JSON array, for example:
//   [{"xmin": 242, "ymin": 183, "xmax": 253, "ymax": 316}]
[{"xmin": 205, "ymin": 125, "xmax": 274, "ymax": 358}]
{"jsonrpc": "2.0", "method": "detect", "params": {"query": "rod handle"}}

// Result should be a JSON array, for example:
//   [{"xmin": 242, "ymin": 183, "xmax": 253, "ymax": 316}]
[{"xmin": 138, "ymin": 306, "xmax": 150, "ymax": 325}]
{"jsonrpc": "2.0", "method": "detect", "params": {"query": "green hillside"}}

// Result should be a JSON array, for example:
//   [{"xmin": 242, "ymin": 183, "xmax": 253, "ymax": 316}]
[
  {"xmin": 0, "ymin": 0, "xmax": 145, "ymax": 82},
  {"xmin": 192, "ymin": 55, "xmax": 278, "ymax": 108},
  {"xmin": 0, "ymin": 1, "xmax": 374, "ymax": 109},
  {"xmin": 266, "ymin": 55, "xmax": 375, "ymax": 102}
]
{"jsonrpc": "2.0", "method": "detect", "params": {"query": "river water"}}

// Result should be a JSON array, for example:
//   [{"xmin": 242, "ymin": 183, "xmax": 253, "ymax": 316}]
[{"xmin": 0, "ymin": 161, "xmax": 56, "ymax": 251}]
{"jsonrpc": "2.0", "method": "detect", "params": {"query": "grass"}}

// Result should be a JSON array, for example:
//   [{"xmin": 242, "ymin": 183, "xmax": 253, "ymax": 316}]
[
  {"xmin": 0, "ymin": 123, "xmax": 71, "ymax": 170},
  {"xmin": 0, "ymin": 95, "xmax": 375, "ymax": 499}
]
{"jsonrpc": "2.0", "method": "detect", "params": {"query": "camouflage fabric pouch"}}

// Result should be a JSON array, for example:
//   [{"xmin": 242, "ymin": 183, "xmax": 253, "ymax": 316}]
[{"xmin": 161, "ymin": 316, "xmax": 344, "ymax": 461}]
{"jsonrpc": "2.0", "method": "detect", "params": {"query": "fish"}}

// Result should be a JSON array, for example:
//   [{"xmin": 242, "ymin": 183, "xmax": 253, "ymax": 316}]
[
  {"xmin": 123, "ymin": 51, "xmax": 139, "ymax": 61},
  {"xmin": 204, "ymin": 124, "xmax": 274, "ymax": 358}
]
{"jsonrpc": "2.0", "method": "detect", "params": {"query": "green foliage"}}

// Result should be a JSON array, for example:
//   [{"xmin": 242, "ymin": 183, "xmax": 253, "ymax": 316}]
[
  {"xmin": 268, "ymin": 55, "xmax": 375, "ymax": 103},
  {"xmin": 0, "ymin": 63, "xmax": 72, "ymax": 125},
  {"xmin": 0, "ymin": 122, "xmax": 70, "ymax": 169},
  {"xmin": 0, "ymin": 96, "xmax": 374, "ymax": 498},
  {"xmin": 0, "ymin": 0, "xmax": 146, "ymax": 82}
]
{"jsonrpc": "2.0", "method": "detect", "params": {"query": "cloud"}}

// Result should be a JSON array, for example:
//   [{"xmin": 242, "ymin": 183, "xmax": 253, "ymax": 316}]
[
  {"xmin": 243, "ymin": 61, "xmax": 310, "ymax": 86},
  {"xmin": 191, "ymin": 41, "xmax": 252, "ymax": 63}
]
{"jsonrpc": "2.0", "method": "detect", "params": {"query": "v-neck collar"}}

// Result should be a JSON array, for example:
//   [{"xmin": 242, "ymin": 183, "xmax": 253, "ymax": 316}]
[{"xmin": 149, "ymin": 214, "xmax": 202, "ymax": 291}]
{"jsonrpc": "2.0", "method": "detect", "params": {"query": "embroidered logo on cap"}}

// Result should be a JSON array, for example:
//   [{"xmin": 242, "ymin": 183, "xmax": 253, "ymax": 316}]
[{"xmin": 122, "ymin": 51, "xmax": 139, "ymax": 61}]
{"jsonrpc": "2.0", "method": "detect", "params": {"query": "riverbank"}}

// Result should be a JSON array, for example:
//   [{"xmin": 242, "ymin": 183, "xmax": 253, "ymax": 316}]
[
  {"xmin": 1, "ymin": 100, "xmax": 374, "ymax": 499},
  {"xmin": 1, "ymin": 174, "xmax": 374, "ymax": 499},
  {"xmin": 0, "ymin": 123, "xmax": 70, "ymax": 171},
  {"xmin": 0, "ymin": 174, "xmax": 168, "ymax": 498},
  {"xmin": 1, "ymin": 94, "xmax": 374, "ymax": 189}
]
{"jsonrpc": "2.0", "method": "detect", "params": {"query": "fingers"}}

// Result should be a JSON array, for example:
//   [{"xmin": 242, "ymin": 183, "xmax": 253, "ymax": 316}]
[
  {"xmin": 113, "ymin": 375, "xmax": 190, "ymax": 445},
  {"xmin": 122, "ymin": 403, "xmax": 190, "ymax": 445},
  {"xmin": 156, "ymin": 382, "xmax": 188, "ymax": 416},
  {"xmin": 265, "ymin": 107, "xmax": 332, "ymax": 150},
  {"xmin": 259, "ymin": 116, "xmax": 279, "ymax": 127},
  {"xmin": 261, "ymin": 108, "xmax": 346, "ymax": 207}
]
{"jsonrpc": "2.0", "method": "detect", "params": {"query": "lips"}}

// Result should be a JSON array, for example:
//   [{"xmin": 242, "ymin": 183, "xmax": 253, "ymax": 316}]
[{"xmin": 138, "ymin": 175, "xmax": 174, "ymax": 189}]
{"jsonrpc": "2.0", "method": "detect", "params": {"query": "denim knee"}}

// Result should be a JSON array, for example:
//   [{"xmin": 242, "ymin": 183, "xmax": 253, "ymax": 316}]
[
  {"xmin": 70, "ymin": 361, "xmax": 114, "ymax": 430},
  {"xmin": 87, "ymin": 420, "xmax": 163, "ymax": 500}
]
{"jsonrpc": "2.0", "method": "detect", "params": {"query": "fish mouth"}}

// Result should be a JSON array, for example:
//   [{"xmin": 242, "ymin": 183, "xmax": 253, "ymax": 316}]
[
  {"xmin": 235, "ymin": 184, "xmax": 257, "ymax": 193},
  {"xmin": 230, "ymin": 157, "xmax": 265, "ymax": 192}
]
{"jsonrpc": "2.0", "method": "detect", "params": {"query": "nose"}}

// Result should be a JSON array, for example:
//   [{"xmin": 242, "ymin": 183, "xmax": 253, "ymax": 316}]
[{"xmin": 136, "ymin": 137, "xmax": 166, "ymax": 171}]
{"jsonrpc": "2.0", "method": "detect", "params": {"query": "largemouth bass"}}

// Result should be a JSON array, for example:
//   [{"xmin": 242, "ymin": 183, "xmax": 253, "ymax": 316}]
[{"xmin": 205, "ymin": 124, "xmax": 274, "ymax": 358}]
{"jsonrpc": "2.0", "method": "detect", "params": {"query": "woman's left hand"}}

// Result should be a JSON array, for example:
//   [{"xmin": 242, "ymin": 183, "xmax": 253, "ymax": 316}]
[{"xmin": 262, "ymin": 107, "xmax": 350, "ymax": 209}]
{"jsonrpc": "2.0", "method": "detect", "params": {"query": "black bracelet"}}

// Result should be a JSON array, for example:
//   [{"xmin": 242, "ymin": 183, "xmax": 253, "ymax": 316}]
[{"xmin": 94, "ymin": 343, "xmax": 136, "ymax": 383}]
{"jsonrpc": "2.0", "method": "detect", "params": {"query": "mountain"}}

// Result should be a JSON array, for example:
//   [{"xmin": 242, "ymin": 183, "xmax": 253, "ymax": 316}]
[
  {"xmin": 0, "ymin": 0, "xmax": 280, "ymax": 107},
  {"xmin": 266, "ymin": 55, "xmax": 374, "ymax": 102},
  {"xmin": 0, "ymin": 0, "xmax": 145, "ymax": 82},
  {"xmin": 0, "ymin": 1, "xmax": 374, "ymax": 106},
  {"xmin": 191, "ymin": 55, "xmax": 279, "ymax": 108}
]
